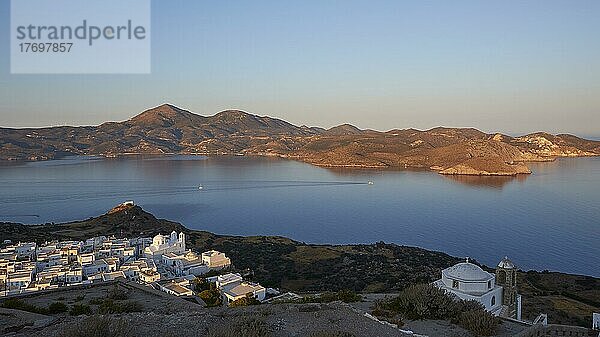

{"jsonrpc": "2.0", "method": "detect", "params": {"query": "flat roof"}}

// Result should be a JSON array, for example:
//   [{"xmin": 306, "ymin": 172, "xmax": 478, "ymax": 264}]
[
  {"xmin": 225, "ymin": 283, "xmax": 265, "ymax": 297},
  {"xmin": 164, "ymin": 283, "xmax": 191, "ymax": 294}
]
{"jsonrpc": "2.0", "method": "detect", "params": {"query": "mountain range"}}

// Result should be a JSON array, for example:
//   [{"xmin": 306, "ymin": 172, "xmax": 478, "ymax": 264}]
[{"xmin": 1, "ymin": 103, "xmax": 599, "ymax": 175}]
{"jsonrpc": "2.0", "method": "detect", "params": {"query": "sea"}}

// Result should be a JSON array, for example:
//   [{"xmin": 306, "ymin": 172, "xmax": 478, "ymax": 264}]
[{"xmin": 0, "ymin": 155, "xmax": 598, "ymax": 277}]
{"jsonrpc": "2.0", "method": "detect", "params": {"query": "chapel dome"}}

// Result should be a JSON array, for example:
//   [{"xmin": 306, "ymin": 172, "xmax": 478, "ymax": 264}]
[
  {"xmin": 443, "ymin": 262, "xmax": 493, "ymax": 282},
  {"xmin": 497, "ymin": 256, "xmax": 515, "ymax": 269}
]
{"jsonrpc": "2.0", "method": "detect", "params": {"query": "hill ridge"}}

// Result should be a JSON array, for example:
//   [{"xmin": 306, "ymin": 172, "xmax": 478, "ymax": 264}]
[{"xmin": 1, "ymin": 104, "xmax": 598, "ymax": 175}]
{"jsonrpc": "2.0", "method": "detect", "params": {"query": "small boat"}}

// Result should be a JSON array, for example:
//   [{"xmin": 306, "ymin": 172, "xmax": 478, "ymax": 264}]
[
  {"xmin": 198, "ymin": 185, "xmax": 203, "ymax": 190},
  {"xmin": 368, "ymin": 181, "xmax": 374, "ymax": 185}
]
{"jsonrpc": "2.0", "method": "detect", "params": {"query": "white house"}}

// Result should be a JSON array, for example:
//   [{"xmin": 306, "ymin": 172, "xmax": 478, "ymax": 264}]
[
  {"xmin": 208, "ymin": 273, "xmax": 243, "ymax": 290},
  {"xmin": 159, "ymin": 280, "xmax": 193, "ymax": 297},
  {"xmin": 14, "ymin": 242, "xmax": 36, "ymax": 259},
  {"xmin": 102, "ymin": 271, "xmax": 126, "ymax": 282},
  {"xmin": 82, "ymin": 259, "xmax": 109, "ymax": 276},
  {"xmin": 223, "ymin": 282, "xmax": 266, "ymax": 305},
  {"xmin": 78, "ymin": 252, "xmax": 95, "ymax": 265},
  {"xmin": 6, "ymin": 270, "xmax": 34, "ymax": 291},
  {"xmin": 201, "ymin": 250, "xmax": 231, "ymax": 269},
  {"xmin": 139, "ymin": 270, "xmax": 161, "ymax": 283},
  {"xmin": 162, "ymin": 251, "xmax": 210, "ymax": 277}
]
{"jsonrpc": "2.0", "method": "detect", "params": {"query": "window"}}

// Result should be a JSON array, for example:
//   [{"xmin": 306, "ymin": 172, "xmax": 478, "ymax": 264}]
[
  {"xmin": 452, "ymin": 280, "xmax": 459, "ymax": 288},
  {"xmin": 491, "ymin": 296, "xmax": 496, "ymax": 306}
]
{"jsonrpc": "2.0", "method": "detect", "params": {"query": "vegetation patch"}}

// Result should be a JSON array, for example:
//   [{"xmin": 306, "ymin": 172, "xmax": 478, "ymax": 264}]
[
  {"xmin": 207, "ymin": 316, "xmax": 270, "ymax": 337},
  {"xmin": 69, "ymin": 303, "xmax": 92, "ymax": 316},
  {"xmin": 58, "ymin": 315, "xmax": 132, "ymax": 337},
  {"xmin": 199, "ymin": 288, "xmax": 223, "ymax": 307},
  {"xmin": 376, "ymin": 284, "xmax": 499, "ymax": 336},
  {"xmin": 98, "ymin": 299, "xmax": 142, "ymax": 314},
  {"xmin": 302, "ymin": 289, "xmax": 362, "ymax": 304},
  {"xmin": 1, "ymin": 298, "xmax": 48, "ymax": 314}
]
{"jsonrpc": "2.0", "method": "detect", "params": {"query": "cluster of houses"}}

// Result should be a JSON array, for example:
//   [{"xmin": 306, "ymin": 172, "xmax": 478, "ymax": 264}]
[{"xmin": 0, "ymin": 231, "xmax": 268, "ymax": 306}]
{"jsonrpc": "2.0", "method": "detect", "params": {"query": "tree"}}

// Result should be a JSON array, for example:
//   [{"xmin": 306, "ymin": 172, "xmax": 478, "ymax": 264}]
[{"xmin": 199, "ymin": 289, "xmax": 222, "ymax": 307}]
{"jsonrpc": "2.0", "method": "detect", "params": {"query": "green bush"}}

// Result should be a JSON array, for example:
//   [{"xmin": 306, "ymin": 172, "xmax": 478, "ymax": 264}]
[
  {"xmin": 70, "ymin": 303, "xmax": 92, "ymax": 316},
  {"xmin": 48, "ymin": 301, "xmax": 69, "ymax": 314},
  {"xmin": 381, "ymin": 284, "xmax": 499, "ymax": 336},
  {"xmin": 199, "ymin": 289, "xmax": 222, "ymax": 307},
  {"xmin": 1, "ymin": 298, "xmax": 47, "ymax": 314},
  {"xmin": 457, "ymin": 309, "xmax": 499, "ymax": 336},
  {"xmin": 58, "ymin": 315, "xmax": 132, "ymax": 337},
  {"xmin": 192, "ymin": 277, "xmax": 213, "ymax": 292},
  {"xmin": 336, "ymin": 289, "xmax": 361, "ymax": 303},
  {"xmin": 98, "ymin": 299, "xmax": 142, "ymax": 314},
  {"xmin": 302, "ymin": 289, "xmax": 361, "ymax": 304},
  {"xmin": 385, "ymin": 283, "xmax": 455, "ymax": 320},
  {"xmin": 107, "ymin": 285, "xmax": 129, "ymax": 300}
]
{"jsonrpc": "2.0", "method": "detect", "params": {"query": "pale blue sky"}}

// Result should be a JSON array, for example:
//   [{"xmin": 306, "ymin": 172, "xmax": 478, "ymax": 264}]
[{"xmin": 1, "ymin": 1, "xmax": 599, "ymax": 136}]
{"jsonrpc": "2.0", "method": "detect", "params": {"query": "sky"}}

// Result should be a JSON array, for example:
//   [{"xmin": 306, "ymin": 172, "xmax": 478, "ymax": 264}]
[{"xmin": 1, "ymin": 0, "xmax": 599, "ymax": 136}]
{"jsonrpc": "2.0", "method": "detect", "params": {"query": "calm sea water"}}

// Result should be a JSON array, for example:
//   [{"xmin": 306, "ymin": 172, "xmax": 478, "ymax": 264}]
[{"xmin": 0, "ymin": 155, "xmax": 598, "ymax": 277}]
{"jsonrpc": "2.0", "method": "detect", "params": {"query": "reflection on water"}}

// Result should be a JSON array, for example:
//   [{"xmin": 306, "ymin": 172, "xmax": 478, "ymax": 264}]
[
  {"xmin": 443, "ymin": 174, "xmax": 529, "ymax": 189},
  {"xmin": 0, "ymin": 155, "xmax": 599, "ymax": 277}
]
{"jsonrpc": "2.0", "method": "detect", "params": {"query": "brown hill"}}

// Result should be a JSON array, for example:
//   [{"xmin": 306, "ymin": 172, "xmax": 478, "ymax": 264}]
[{"xmin": 1, "ymin": 104, "xmax": 598, "ymax": 175}]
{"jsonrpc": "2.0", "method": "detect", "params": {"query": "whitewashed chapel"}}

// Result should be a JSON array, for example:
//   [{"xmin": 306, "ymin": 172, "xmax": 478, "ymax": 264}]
[{"xmin": 434, "ymin": 256, "xmax": 522, "ymax": 319}]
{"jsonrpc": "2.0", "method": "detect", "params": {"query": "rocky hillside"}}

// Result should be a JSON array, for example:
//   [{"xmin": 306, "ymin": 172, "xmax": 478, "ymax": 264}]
[{"xmin": 1, "ymin": 104, "xmax": 598, "ymax": 175}]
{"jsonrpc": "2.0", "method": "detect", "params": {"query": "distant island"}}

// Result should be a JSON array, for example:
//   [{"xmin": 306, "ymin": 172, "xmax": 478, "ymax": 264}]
[{"xmin": 1, "ymin": 103, "xmax": 599, "ymax": 175}]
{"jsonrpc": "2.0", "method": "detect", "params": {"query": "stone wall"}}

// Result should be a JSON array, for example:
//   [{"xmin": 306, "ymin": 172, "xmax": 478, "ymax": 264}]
[{"xmin": 516, "ymin": 324, "xmax": 593, "ymax": 337}]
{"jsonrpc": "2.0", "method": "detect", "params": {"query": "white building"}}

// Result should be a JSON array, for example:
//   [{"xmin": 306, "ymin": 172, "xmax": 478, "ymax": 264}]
[
  {"xmin": 208, "ymin": 273, "xmax": 243, "ymax": 290},
  {"xmin": 162, "ymin": 251, "xmax": 210, "ymax": 277},
  {"xmin": 223, "ymin": 282, "xmax": 266, "ymax": 305},
  {"xmin": 139, "ymin": 270, "xmax": 161, "ymax": 283},
  {"xmin": 434, "ymin": 257, "xmax": 522, "ymax": 319},
  {"xmin": 102, "ymin": 271, "xmax": 126, "ymax": 282},
  {"xmin": 144, "ymin": 232, "xmax": 186, "ymax": 260},
  {"xmin": 6, "ymin": 269, "xmax": 34, "ymax": 291},
  {"xmin": 159, "ymin": 279, "xmax": 194, "ymax": 297},
  {"xmin": 82, "ymin": 259, "xmax": 109, "ymax": 276},
  {"xmin": 201, "ymin": 250, "xmax": 231, "ymax": 269},
  {"xmin": 14, "ymin": 242, "xmax": 36, "ymax": 259}
]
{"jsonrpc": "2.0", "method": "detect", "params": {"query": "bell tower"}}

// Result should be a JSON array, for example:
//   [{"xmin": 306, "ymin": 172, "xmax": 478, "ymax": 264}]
[{"xmin": 496, "ymin": 256, "xmax": 518, "ymax": 318}]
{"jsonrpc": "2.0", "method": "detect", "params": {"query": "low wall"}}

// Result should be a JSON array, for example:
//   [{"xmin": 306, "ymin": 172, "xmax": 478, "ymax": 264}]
[{"xmin": 516, "ymin": 324, "xmax": 592, "ymax": 337}]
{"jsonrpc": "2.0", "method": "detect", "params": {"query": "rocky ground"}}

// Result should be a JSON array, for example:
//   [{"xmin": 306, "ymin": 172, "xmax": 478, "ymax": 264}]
[{"xmin": 1, "ymin": 282, "xmax": 528, "ymax": 337}]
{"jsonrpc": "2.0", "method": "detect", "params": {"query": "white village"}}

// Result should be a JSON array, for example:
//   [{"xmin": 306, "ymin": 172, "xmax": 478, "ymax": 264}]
[{"xmin": 0, "ymin": 230, "xmax": 269, "ymax": 306}]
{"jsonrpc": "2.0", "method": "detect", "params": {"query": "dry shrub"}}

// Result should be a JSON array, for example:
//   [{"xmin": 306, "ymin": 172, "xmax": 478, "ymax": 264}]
[
  {"xmin": 457, "ymin": 309, "xmax": 499, "ymax": 336},
  {"xmin": 207, "ymin": 316, "xmax": 270, "ymax": 337},
  {"xmin": 58, "ymin": 315, "xmax": 132, "ymax": 337}
]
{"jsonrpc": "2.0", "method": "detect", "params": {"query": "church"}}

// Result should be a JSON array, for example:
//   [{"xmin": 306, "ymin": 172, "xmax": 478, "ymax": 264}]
[
  {"xmin": 143, "ymin": 231, "xmax": 186, "ymax": 260},
  {"xmin": 434, "ymin": 256, "xmax": 521, "ymax": 320}
]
